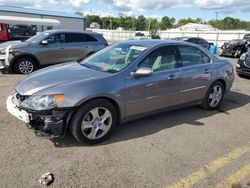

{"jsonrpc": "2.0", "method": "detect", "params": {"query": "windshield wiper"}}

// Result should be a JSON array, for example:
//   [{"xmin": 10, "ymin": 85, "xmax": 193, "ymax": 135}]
[{"xmin": 81, "ymin": 63, "xmax": 101, "ymax": 71}]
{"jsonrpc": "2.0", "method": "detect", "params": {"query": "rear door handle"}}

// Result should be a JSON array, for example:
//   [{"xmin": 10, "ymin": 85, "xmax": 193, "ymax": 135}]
[
  {"xmin": 204, "ymin": 69, "xmax": 211, "ymax": 74},
  {"xmin": 168, "ymin": 74, "xmax": 176, "ymax": 80}
]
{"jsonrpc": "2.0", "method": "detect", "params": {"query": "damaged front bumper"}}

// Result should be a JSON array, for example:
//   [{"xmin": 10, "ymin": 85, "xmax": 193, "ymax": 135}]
[
  {"xmin": 0, "ymin": 46, "xmax": 14, "ymax": 70},
  {"xmin": 6, "ymin": 93, "xmax": 74, "ymax": 139}
]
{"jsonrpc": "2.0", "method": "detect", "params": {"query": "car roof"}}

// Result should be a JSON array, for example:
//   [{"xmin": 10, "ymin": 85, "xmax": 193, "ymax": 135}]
[
  {"xmin": 174, "ymin": 37, "xmax": 205, "ymax": 40},
  {"xmin": 42, "ymin": 29, "xmax": 102, "ymax": 35},
  {"xmin": 120, "ymin": 39, "xmax": 198, "ymax": 48}
]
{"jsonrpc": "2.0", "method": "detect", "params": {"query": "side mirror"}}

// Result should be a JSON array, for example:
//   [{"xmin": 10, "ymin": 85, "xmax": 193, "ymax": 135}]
[
  {"xmin": 131, "ymin": 67, "xmax": 153, "ymax": 78},
  {"xmin": 41, "ymin": 40, "xmax": 48, "ymax": 45}
]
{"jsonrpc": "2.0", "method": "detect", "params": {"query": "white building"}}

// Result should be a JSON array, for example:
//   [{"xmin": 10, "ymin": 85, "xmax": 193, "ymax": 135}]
[
  {"xmin": 90, "ymin": 22, "xmax": 100, "ymax": 29},
  {"xmin": 169, "ymin": 23, "xmax": 219, "ymax": 32},
  {"xmin": 0, "ymin": 5, "xmax": 85, "ymax": 31}
]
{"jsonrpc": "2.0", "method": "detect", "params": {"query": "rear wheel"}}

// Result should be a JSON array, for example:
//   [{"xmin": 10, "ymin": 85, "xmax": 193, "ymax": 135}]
[
  {"xmin": 14, "ymin": 57, "xmax": 37, "ymax": 74},
  {"xmin": 201, "ymin": 81, "xmax": 225, "ymax": 110},
  {"xmin": 70, "ymin": 99, "xmax": 117, "ymax": 144}
]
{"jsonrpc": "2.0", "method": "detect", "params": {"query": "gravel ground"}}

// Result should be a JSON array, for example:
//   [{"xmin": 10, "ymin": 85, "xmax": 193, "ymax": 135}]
[{"xmin": 0, "ymin": 58, "xmax": 250, "ymax": 188}]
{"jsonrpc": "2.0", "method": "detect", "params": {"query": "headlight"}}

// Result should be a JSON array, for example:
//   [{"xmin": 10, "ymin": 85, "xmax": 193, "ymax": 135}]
[
  {"xmin": 20, "ymin": 94, "xmax": 64, "ymax": 111},
  {"xmin": 0, "ymin": 48, "xmax": 6, "ymax": 54},
  {"xmin": 240, "ymin": 53, "xmax": 246, "ymax": 61},
  {"xmin": 9, "ymin": 47, "xmax": 17, "ymax": 53},
  {"xmin": 236, "ymin": 63, "xmax": 241, "ymax": 68}
]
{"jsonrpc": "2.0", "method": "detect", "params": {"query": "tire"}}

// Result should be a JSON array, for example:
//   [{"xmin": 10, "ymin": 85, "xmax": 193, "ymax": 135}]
[
  {"xmin": 14, "ymin": 57, "xmax": 37, "ymax": 74},
  {"xmin": 237, "ymin": 73, "xmax": 243, "ymax": 78},
  {"xmin": 0, "ymin": 68, "xmax": 9, "ymax": 74},
  {"xmin": 69, "ymin": 99, "xmax": 117, "ymax": 144},
  {"xmin": 237, "ymin": 73, "xmax": 249, "ymax": 79},
  {"xmin": 201, "ymin": 81, "xmax": 225, "ymax": 110}
]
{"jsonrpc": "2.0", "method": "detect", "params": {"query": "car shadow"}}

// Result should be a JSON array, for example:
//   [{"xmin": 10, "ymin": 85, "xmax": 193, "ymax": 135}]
[{"xmin": 51, "ymin": 90, "xmax": 250, "ymax": 148}]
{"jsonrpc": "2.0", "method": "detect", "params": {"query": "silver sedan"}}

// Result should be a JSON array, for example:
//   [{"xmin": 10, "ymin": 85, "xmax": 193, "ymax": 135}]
[{"xmin": 6, "ymin": 40, "xmax": 234, "ymax": 144}]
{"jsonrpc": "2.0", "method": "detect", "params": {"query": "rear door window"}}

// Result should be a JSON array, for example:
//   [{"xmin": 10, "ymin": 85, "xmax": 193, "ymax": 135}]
[
  {"xmin": 65, "ymin": 33, "xmax": 84, "ymax": 43},
  {"xmin": 65, "ymin": 33, "xmax": 98, "ymax": 43},
  {"xmin": 178, "ymin": 46, "xmax": 211, "ymax": 67},
  {"xmin": 66, "ymin": 33, "xmax": 97, "ymax": 43}
]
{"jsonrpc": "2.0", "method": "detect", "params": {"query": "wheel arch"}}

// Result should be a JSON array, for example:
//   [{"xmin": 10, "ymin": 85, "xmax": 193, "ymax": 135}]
[
  {"xmin": 64, "ymin": 96, "xmax": 122, "ymax": 137},
  {"xmin": 212, "ymin": 79, "xmax": 226, "ymax": 91},
  {"xmin": 10, "ymin": 54, "xmax": 40, "ymax": 72},
  {"xmin": 70, "ymin": 96, "xmax": 121, "ymax": 124}
]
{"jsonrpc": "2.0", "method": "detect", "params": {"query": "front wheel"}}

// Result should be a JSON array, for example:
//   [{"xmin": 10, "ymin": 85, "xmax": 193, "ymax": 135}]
[
  {"xmin": 70, "ymin": 99, "xmax": 117, "ymax": 144},
  {"xmin": 14, "ymin": 57, "xmax": 37, "ymax": 74},
  {"xmin": 201, "ymin": 82, "xmax": 225, "ymax": 110}
]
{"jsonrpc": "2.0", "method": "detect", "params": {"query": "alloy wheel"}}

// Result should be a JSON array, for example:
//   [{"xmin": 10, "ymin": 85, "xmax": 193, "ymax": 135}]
[
  {"xmin": 208, "ymin": 85, "xmax": 223, "ymax": 107},
  {"xmin": 81, "ymin": 107, "xmax": 112, "ymax": 140},
  {"xmin": 18, "ymin": 60, "xmax": 34, "ymax": 74}
]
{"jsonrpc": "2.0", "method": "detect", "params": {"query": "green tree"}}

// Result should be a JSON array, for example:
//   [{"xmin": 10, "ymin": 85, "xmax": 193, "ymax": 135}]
[
  {"xmin": 85, "ymin": 15, "xmax": 101, "ymax": 28},
  {"xmin": 160, "ymin": 16, "xmax": 175, "ymax": 30},
  {"xmin": 135, "ymin": 15, "xmax": 147, "ymax": 31},
  {"xmin": 207, "ymin": 17, "xmax": 250, "ymax": 30},
  {"xmin": 76, "ymin": 11, "xmax": 250, "ymax": 31}
]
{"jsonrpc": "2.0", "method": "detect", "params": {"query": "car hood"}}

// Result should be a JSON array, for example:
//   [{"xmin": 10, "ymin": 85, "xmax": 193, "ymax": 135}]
[
  {"xmin": 15, "ymin": 62, "xmax": 110, "ymax": 95},
  {"xmin": 0, "ymin": 40, "xmax": 30, "ymax": 49}
]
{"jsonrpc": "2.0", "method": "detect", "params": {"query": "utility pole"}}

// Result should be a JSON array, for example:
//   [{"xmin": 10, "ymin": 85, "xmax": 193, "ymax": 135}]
[
  {"xmin": 110, "ymin": 18, "xmax": 112, "ymax": 30},
  {"xmin": 148, "ymin": 18, "xmax": 151, "ymax": 37},
  {"xmin": 215, "ymin": 11, "xmax": 219, "ymax": 20}
]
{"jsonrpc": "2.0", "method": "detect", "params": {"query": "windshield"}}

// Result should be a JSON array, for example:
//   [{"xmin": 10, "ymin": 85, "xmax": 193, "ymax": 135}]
[
  {"xmin": 80, "ymin": 43, "xmax": 148, "ymax": 73},
  {"xmin": 26, "ymin": 32, "xmax": 51, "ymax": 43}
]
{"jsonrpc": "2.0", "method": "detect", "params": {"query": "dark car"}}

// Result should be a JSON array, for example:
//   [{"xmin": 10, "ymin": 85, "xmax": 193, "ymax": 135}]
[
  {"xmin": 172, "ymin": 37, "xmax": 210, "ymax": 49},
  {"xmin": 243, "ymin": 34, "xmax": 250, "ymax": 40},
  {"xmin": 0, "ymin": 29, "xmax": 108, "ymax": 74},
  {"xmin": 218, "ymin": 39, "xmax": 248, "ymax": 58},
  {"xmin": 8, "ymin": 24, "xmax": 37, "ymax": 39},
  {"xmin": 135, "ymin": 32, "xmax": 145, "ymax": 37},
  {"xmin": 236, "ymin": 48, "xmax": 250, "ymax": 77},
  {"xmin": 7, "ymin": 40, "xmax": 234, "ymax": 144}
]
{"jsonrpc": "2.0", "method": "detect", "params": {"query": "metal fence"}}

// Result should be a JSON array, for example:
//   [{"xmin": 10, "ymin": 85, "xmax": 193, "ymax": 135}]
[{"xmin": 87, "ymin": 28, "xmax": 249, "ymax": 47}]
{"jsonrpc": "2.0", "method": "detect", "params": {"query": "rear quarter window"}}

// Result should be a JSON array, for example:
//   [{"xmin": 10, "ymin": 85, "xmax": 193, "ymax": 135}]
[{"xmin": 85, "ymin": 34, "xmax": 98, "ymax": 42}]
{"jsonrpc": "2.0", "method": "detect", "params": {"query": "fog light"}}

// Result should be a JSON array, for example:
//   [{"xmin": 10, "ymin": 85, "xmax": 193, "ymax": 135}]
[{"xmin": 236, "ymin": 63, "xmax": 241, "ymax": 68}]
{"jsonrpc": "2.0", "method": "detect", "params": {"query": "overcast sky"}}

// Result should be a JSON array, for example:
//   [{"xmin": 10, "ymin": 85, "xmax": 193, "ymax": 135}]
[{"xmin": 0, "ymin": 0, "xmax": 250, "ymax": 21}]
